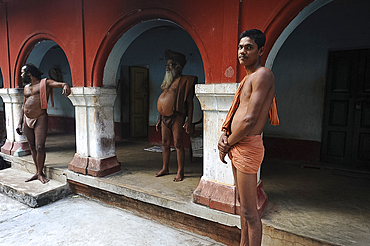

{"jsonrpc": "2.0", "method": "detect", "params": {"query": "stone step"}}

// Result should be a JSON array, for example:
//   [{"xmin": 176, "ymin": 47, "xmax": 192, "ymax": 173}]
[
  {"xmin": 0, "ymin": 168, "xmax": 70, "ymax": 208},
  {"xmin": 0, "ymin": 152, "xmax": 67, "ymax": 183}
]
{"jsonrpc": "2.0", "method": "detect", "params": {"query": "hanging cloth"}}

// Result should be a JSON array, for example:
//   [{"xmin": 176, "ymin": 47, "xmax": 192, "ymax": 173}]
[{"xmin": 40, "ymin": 78, "xmax": 54, "ymax": 109}]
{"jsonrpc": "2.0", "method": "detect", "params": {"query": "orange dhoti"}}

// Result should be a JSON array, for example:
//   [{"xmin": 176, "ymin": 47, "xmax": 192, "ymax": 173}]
[{"xmin": 229, "ymin": 135, "xmax": 265, "ymax": 174}]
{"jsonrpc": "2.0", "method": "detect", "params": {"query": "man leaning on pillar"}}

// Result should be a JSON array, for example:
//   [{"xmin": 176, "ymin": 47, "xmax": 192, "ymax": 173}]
[{"xmin": 16, "ymin": 64, "xmax": 71, "ymax": 184}]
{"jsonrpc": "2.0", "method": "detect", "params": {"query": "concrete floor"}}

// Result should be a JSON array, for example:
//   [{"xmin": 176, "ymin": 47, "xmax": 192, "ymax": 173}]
[
  {"xmin": 0, "ymin": 193, "xmax": 224, "ymax": 246},
  {"xmin": 2, "ymin": 133, "xmax": 370, "ymax": 246}
]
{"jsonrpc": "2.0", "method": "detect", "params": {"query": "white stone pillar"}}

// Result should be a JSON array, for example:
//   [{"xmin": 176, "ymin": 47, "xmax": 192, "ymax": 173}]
[
  {"xmin": 0, "ymin": 88, "xmax": 30, "ymax": 156},
  {"xmin": 193, "ymin": 84, "xmax": 267, "ymax": 215},
  {"xmin": 68, "ymin": 87, "xmax": 120, "ymax": 177}
]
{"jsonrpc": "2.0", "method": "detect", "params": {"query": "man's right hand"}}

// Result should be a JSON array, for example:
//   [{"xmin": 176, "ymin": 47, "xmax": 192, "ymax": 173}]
[
  {"xmin": 218, "ymin": 132, "xmax": 231, "ymax": 164},
  {"xmin": 219, "ymin": 151, "xmax": 227, "ymax": 164},
  {"xmin": 62, "ymin": 83, "xmax": 71, "ymax": 97},
  {"xmin": 155, "ymin": 119, "xmax": 161, "ymax": 132},
  {"xmin": 16, "ymin": 124, "xmax": 23, "ymax": 135}
]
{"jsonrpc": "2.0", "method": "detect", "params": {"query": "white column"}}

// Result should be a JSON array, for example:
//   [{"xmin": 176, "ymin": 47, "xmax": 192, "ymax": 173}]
[
  {"xmin": 68, "ymin": 87, "xmax": 120, "ymax": 177},
  {"xmin": 193, "ymin": 83, "xmax": 265, "ymax": 214},
  {"xmin": 68, "ymin": 87, "xmax": 116, "ymax": 158},
  {"xmin": 197, "ymin": 83, "xmax": 238, "ymax": 185},
  {"xmin": 196, "ymin": 83, "xmax": 262, "ymax": 184},
  {"xmin": 0, "ymin": 88, "xmax": 30, "ymax": 156}
]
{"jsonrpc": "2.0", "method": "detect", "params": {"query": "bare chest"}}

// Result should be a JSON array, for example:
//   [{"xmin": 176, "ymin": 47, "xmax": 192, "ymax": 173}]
[
  {"xmin": 158, "ymin": 78, "xmax": 180, "ymax": 99},
  {"xmin": 157, "ymin": 78, "xmax": 180, "ymax": 116},
  {"xmin": 24, "ymin": 84, "xmax": 41, "ymax": 98},
  {"xmin": 164, "ymin": 78, "xmax": 180, "ymax": 93},
  {"xmin": 239, "ymin": 80, "xmax": 252, "ymax": 106}
]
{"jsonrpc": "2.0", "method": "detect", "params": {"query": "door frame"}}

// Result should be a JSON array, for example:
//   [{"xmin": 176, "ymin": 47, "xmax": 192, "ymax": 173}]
[
  {"xmin": 321, "ymin": 48, "xmax": 370, "ymax": 170},
  {"xmin": 129, "ymin": 66, "xmax": 149, "ymax": 138}
]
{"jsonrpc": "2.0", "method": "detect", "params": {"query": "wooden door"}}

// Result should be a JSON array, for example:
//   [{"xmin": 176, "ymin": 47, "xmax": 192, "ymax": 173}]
[
  {"xmin": 322, "ymin": 49, "xmax": 370, "ymax": 170},
  {"xmin": 130, "ymin": 66, "xmax": 149, "ymax": 138}
]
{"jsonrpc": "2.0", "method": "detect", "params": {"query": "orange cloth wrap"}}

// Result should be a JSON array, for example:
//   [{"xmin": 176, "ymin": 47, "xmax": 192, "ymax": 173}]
[
  {"xmin": 40, "ymin": 78, "xmax": 54, "ymax": 110},
  {"xmin": 269, "ymin": 96, "xmax": 279, "ymax": 126},
  {"xmin": 229, "ymin": 135, "xmax": 264, "ymax": 174},
  {"xmin": 174, "ymin": 75, "xmax": 197, "ymax": 115},
  {"xmin": 221, "ymin": 75, "xmax": 279, "ymax": 136}
]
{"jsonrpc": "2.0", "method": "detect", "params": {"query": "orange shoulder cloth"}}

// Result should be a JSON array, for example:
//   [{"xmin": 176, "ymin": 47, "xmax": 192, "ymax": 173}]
[
  {"xmin": 221, "ymin": 76, "xmax": 279, "ymax": 136},
  {"xmin": 40, "ymin": 78, "xmax": 54, "ymax": 109}
]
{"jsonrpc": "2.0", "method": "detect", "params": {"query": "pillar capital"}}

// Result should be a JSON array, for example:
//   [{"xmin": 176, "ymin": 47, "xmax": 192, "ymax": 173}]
[
  {"xmin": 68, "ymin": 87, "xmax": 117, "ymax": 107},
  {"xmin": 0, "ymin": 88, "xmax": 25, "ymax": 103},
  {"xmin": 195, "ymin": 83, "xmax": 239, "ymax": 111}
]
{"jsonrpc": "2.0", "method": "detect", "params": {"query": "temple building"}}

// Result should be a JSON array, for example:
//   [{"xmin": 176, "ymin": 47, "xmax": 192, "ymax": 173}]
[{"xmin": 0, "ymin": 0, "xmax": 369, "ymax": 244}]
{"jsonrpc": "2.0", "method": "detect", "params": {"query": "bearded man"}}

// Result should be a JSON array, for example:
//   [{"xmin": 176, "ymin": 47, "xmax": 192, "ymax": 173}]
[
  {"xmin": 16, "ymin": 64, "xmax": 71, "ymax": 184},
  {"xmin": 155, "ymin": 50, "xmax": 198, "ymax": 182}
]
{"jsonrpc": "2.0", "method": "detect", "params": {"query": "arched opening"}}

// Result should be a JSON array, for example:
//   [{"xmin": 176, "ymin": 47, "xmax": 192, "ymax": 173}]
[
  {"xmin": 105, "ymin": 19, "xmax": 204, "ymax": 145},
  {"xmin": 255, "ymin": 2, "xmax": 370, "ymax": 242},
  {"xmin": 101, "ymin": 19, "xmax": 205, "ymax": 189},
  {"xmin": 26, "ymin": 40, "xmax": 74, "ymax": 135},
  {"xmin": 21, "ymin": 40, "xmax": 76, "ymax": 162},
  {"xmin": 264, "ymin": 0, "xmax": 370, "ymax": 171}
]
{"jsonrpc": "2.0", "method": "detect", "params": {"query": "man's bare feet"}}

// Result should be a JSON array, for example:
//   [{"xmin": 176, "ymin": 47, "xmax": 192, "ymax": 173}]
[
  {"xmin": 38, "ymin": 174, "xmax": 49, "ymax": 184},
  {"xmin": 173, "ymin": 172, "xmax": 184, "ymax": 182},
  {"xmin": 155, "ymin": 169, "xmax": 169, "ymax": 177},
  {"xmin": 25, "ymin": 173, "xmax": 49, "ymax": 184},
  {"xmin": 25, "ymin": 174, "xmax": 38, "ymax": 182}
]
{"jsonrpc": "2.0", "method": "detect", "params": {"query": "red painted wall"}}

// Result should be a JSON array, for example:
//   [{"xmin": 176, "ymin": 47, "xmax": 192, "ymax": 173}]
[
  {"xmin": 238, "ymin": 0, "xmax": 314, "ymax": 81},
  {"xmin": 4, "ymin": 0, "xmax": 84, "ymax": 88},
  {"xmin": 0, "ymin": 3, "xmax": 10, "ymax": 88},
  {"xmin": 85, "ymin": 0, "xmax": 241, "ymax": 87},
  {"xmin": 0, "ymin": 0, "xmax": 313, "ymax": 88}
]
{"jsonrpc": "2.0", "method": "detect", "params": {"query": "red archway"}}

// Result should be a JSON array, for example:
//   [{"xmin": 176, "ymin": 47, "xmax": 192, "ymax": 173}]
[
  {"xmin": 238, "ymin": 0, "xmax": 314, "ymax": 68},
  {"xmin": 13, "ymin": 32, "xmax": 72, "ymax": 88},
  {"xmin": 91, "ymin": 7, "xmax": 210, "ymax": 87}
]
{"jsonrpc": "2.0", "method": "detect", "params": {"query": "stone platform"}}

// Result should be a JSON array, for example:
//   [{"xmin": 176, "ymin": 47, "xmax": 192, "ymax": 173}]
[
  {"xmin": 0, "ymin": 133, "xmax": 369, "ymax": 245},
  {"xmin": 0, "ymin": 168, "xmax": 70, "ymax": 207}
]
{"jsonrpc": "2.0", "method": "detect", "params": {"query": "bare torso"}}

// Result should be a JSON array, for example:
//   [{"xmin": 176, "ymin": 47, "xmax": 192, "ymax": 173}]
[
  {"xmin": 23, "ymin": 80, "xmax": 50, "ymax": 119},
  {"xmin": 230, "ymin": 68, "xmax": 275, "ymax": 136},
  {"xmin": 157, "ymin": 77, "xmax": 180, "ymax": 116}
]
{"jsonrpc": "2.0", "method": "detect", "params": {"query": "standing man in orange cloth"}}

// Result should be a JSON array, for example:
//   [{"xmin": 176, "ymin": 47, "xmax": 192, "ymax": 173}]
[
  {"xmin": 16, "ymin": 64, "xmax": 71, "ymax": 184},
  {"xmin": 156, "ymin": 50, "xmax": 197, "ymax": 182},
  {"xmin": 218, "ymin": 29, "xmax": 279, "ymax": 246}
]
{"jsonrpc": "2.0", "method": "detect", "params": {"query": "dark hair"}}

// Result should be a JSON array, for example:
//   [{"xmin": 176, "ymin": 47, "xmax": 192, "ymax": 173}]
[
  {"xmin": 22, "ymin": 63, "xmax": 43, "ymax": 80},
  {"xmin": 239, "ymin": 29, "xmax": 266, "ymax": 49}
]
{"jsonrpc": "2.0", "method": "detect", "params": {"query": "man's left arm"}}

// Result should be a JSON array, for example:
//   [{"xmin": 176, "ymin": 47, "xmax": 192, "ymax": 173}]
[
  {"xmin": 184, "ymin": 94, "xmax": 194, "ymax": 135},
  {"xmin": 227, "ymin": 69, "xmax": 273, "ymax": 146},
  {"xmin": 183, "ymin": 77, "xmax": 197, "ymax": 135},
  {"xmin": 47, "ymin": 79, "xmax": 71, "ymax": 97}
]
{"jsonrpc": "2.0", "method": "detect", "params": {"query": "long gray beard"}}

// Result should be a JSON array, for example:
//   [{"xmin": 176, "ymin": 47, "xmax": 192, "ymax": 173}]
[{"xmin": 161, "ymin": 69, "xmax": 176, "ymax": 90}]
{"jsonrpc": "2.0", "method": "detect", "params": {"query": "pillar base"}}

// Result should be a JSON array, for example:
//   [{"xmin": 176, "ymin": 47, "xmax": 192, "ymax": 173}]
[
  {"xmin": 11, "ymin": 141, "xmax": 31, "ymax": 156},
  {"xmin": 69, "ymin": 154, "xmax": 121, "ymax": 177},
  {"xmin": 1, "ymin": 140, "xmax": 30, "ymax": 156},
  {"xmin": 87, "ymin": 156, "xmax": 121, "ymax": 177},
  {"xmin": 193, "ymin": 178, "xmax": 236, "ymax": 214},
  {"xmin": 68, "ymin": 153, "xmax": 89, "ymax": 175},
  {"xmin": 193, "ymin": 178, "xmax": 268, "ymax": 216},
  {"xmin": 1, "ymin": 140, "xmax": 13, "ymax": 155}
]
